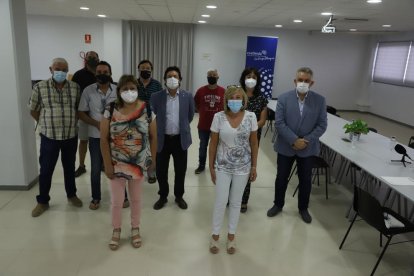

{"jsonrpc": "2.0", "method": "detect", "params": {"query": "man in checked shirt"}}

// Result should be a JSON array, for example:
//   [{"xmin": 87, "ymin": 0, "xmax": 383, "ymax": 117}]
[{"xmin": 29, "ymin": 57, "xmax": 83, "ymax": 217}]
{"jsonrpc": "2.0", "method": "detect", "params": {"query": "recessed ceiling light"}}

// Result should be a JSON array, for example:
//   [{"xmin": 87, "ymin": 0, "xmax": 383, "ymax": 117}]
[
  {"xmin": 382, "ymin": 24, "xmax": 391, "ymax": 27},
  {"xmin": 367, "ymin": 0, "xmax": 382, "ymax": 3},
  {"xmin": 97, "ymin": 14, "xmax": 107, "ymax": 18},
  {"xmin": 349, "ymin": 29, "xmax": 357, "ymax": 31},
  {"xmin": 293, "ymin": 19, "xmax": 303, "ymax": 23},
  {"xmin": 321, "ymin": 12, "xmax": 332, "ymax": 16},
  {"xmin": 198, "ymin": 20, "xmax": 207, "ymax": 24},
  {"xmin": 206, "ymin": 5, "xmax": 217, "ymax": 9},
  {"xmin": 201, "ymin": 14, "xmax": 210, "ymax": 18},
  {"xmin": 275, "ymin": 25, "xmax": 283, "ymax": 28},
  {"xmin": 80, "ymin": 7, "xmax": 89, "ymax": 10}
]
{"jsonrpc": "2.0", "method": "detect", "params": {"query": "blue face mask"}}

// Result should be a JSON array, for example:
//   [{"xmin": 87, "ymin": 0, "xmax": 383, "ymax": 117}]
[
  {"xmin": 227, "ymin": 100, "xmax": 243, "ymax": 113},
  {"xmin": 53, "ymin": 71, "xmax": 67, "ymax": 83}
]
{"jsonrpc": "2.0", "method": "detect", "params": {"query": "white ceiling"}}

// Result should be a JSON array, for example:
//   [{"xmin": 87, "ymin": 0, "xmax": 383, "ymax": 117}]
[{"xmin": 25, "ymin": 0, "xmax": 414, "ymax": 32}]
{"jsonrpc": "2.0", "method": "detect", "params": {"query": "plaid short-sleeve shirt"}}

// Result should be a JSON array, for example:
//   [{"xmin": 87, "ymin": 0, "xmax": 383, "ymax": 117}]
[{"xmin": 29, "ymin": 78, "xmax": 80, "ymax": 140}]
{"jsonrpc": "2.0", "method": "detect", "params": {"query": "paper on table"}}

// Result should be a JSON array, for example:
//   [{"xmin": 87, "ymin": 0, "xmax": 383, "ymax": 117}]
[{"xmin": 381, "ymin": 176, "xmax": 414, "ymax": 186}]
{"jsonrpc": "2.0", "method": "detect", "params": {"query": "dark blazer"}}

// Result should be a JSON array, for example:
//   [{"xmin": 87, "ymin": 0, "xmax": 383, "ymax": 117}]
[
  {"xmin": 274, "ymin": 90, "xmax": 327, "ymax": 157},
  {"xmin": 150, "ymin": 89, "xmax": 195, "ymax": 152}
]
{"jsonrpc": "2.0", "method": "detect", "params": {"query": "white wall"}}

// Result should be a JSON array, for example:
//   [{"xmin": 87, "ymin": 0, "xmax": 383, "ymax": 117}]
[
  {"xmin": 27, "ymin": 15, "xmax": 123, "ymax": 82},
  {"xmin": 361, "ymin": 32, "xmax": 414, "ymax": 126},
  {"xmin": 193, "ymin": 25, "xmax": 370, "ymax": 109},
  {"xmin": 27, "ymin": 16, "xmax": 376, "ymax": 112},
  {"xmin": 0, "ymin": 0, "xmax": 38, "ymax": 188}
]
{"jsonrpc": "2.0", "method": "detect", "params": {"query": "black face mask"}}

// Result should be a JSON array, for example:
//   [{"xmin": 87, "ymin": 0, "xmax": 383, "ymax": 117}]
[
  {"xmin": 140, "ymin": 70, "xmax": 151, "ymax": 80},
  {"xmin": 207, "ymin": 76, "xmax": 217, "ymax": 85},
  {"xmin": 86, "ymin": 58, "xmax": 98, "ymax": 68},
  {"xmin": 96, "ymin": 74, "xmax": 111, "ymax": 84}
]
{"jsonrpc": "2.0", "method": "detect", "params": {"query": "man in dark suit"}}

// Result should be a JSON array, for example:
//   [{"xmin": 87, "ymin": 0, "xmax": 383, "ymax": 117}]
[
  {"xmin": 150, "ymin": 66, "xmax": 195, "ymax": 210},
  {"xmin": 267, "ymin": 67, "xmax": 327, "ymax": 223}
]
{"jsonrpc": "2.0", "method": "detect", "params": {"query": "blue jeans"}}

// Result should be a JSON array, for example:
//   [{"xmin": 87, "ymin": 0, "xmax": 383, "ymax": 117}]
[
  {"xmin": 274, "ymin": 153, "xmax": 313, "ymax": 211},
  {"xmin": 89, "ymin": 137, "xmax": 103, "ymax": 201},
  {"xmin": 198, "ymin": 130, "xmax": 211, "ymax": 168},
  {"xmin": 37, "ymin": 134, "xmax": 78, "ymax": 204}
]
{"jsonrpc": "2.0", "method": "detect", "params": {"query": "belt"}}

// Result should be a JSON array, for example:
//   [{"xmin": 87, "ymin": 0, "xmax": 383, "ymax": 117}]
[{"xmin": 165, "ymin": 134, "xmax": 180, "ymax": 138}]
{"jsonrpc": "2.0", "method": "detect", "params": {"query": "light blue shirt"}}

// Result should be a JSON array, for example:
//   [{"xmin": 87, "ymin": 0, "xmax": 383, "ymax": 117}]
[
  {"xmin": 165, "ymin": 89, "xmax": 180, "ymax": 135},
  {"xmin": 296, "ymin": 91, "xmax": 308, "ymax": 117},
  {"xmin": 78, "ymin": 83, "xmax": 117, "ymax": 138}
]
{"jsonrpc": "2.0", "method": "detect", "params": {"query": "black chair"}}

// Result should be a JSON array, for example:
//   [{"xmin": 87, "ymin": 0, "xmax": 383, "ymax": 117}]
[
  {"xmin": 408, "ymin": 136, "xmax": 414, "ymax": 149},
  {"xmin": 368, "ymin": 127, "xmax": 378, "ymax": 133},
  {"xmin": 291, "ymin": 156, "xmax": 330, "ymax": 199},
  {"xmin": 326, "ymin": 105, "xmax": 337, "ymax": 115},
  {"xmin": 264, "ymin": 109, "xmax": 275, "ymax": 137},
  {"xmin": 339, "ymin": 186, "xmax": 414, "ymax": 276}
]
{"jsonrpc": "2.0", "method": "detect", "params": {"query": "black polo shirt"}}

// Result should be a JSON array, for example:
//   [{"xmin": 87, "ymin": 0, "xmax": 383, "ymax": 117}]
[{"xmin": 72, "ymin": 68, "xmax": 96, "ymax": 93}]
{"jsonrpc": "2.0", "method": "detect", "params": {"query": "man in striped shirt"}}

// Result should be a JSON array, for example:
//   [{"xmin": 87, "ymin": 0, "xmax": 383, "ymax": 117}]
[
  {"xmin": 137, "ymin": 59, "xmax": 162, "ymax": 184},
  {"xmin": 29, "ymin": 58, "xmax": 83, "ymax": 217}
]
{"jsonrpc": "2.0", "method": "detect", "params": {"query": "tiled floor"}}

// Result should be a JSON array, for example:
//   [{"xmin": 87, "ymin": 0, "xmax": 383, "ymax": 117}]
[{"xmin": 0, "ymin": 112, "xmax": 413, "ymax": 276}]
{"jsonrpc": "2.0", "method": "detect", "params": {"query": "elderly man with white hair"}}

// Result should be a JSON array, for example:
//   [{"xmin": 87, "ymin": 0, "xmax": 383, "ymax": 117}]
[
  {"xmin": 29, "ymin": 57, "xmax": 83, "ymax": 217},
  {"xmin": 193, "ymin": 69, "xmax": 225, "ymax": 174}
]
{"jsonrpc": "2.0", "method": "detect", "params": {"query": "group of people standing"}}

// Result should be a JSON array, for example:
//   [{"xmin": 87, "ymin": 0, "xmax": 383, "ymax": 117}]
[{"xmin": 28, "ymin": 52, "xmax": 327, "ymax": 254}]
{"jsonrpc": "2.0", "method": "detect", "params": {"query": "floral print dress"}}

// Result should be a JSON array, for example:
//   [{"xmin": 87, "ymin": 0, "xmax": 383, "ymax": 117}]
[{"xmin": 104, "ymin": 103, "xmax": 152, "ymax": 180}]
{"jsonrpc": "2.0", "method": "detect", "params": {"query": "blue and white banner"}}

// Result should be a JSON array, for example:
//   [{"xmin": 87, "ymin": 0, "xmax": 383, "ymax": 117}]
[{"xmin": 245, "ymin": 36, "xmax": 278, "ymax": 99}]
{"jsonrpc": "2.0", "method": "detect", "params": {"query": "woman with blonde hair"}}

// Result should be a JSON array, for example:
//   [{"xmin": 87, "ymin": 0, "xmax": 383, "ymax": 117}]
[
  {"xmin": 100, "ymin": 75, "xmax": 157, "ymax": 250},
  {"xmin": 208, "ymin": 86, "xmax": 258, "ymax": 254}
]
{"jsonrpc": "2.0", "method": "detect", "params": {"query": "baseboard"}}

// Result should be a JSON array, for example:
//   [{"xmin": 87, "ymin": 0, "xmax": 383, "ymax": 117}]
[
  {"xmin": 338, "ymin": 109, "xmax": 414, "ymax": 129},
  {"xmin": 0, "ymin": 175, "xmax": 38, "ymax": 191}
]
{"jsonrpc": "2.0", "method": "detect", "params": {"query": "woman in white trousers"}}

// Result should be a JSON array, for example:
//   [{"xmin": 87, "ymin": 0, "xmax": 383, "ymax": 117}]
[{"xmin": 208, "ymin": 86, "xmax": 258, "ymax": 254}]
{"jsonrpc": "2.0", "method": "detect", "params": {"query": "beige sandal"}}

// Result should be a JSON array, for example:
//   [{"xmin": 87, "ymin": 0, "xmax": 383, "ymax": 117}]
[
  {"xmin": 209, "ymin": 236, "xmax": 219, "ymax": 254},
  {"xmin": 226, "ymin": 238, "xmax": 236, "ymax": 254},
  {"xmin": 131, "ymin": 228, "xmax": 142, "ymax": 248},
  {"xmin": 109, "ymin": 228, "xmax": 121, "ymax": 251}
]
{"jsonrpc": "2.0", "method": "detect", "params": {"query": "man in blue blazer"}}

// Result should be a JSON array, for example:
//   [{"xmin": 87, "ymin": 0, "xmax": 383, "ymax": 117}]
[
  {"xmin": 150, "ymin": 66, "xmax": 195, "ymax": 210},
  {"xmin": 267, "ymin": 67, "xmax": 327, "ymax": 223}
]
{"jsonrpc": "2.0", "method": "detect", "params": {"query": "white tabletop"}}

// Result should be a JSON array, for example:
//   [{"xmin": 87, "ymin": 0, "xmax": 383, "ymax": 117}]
[
  {"xmin": 320, "ymin": 114, "xmax": 414, "ymax": 203},
  {"xmin": 267, "ymin": 99, "xmax": 414, "ymax": 203}
]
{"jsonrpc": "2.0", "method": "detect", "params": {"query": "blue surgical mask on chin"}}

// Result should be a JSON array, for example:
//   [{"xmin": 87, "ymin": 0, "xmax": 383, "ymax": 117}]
[
  {"xmin": 228, "ymin": 100, "xmax": 243, "ymax": 113},
  {"xmin": 53, "ymin": 71, "xmax": 67, "ymax": 83}
]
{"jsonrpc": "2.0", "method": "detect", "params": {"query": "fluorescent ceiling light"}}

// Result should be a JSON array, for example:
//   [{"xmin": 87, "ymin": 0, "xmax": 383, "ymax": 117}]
[
  {"xmin": 367, "ymin": 0, "xmax": 382, "ymax": 3},
  {"xmin": 275, "ymin": 25, "xmax": 283, "ymax": 28},
  {"xmin": 201, "ymin": 14, "xmax": 210, "ymax": 18},
  {"xmin": 97, "ymin": 14, "xmax": 106, "ymax": 18},
  {"xmin": 80, "ymin": 7, "xmax": 89, "ymax": 10},
  {"xmin": 349, "ymin": 29, "xmax": 357, "ymax": 31},
  {"xmin": 321, "ymin": 12, "xmax": 332, "ymax": 16},
  {"xmin": 293, "ymin": 19, "xmax": 303, "ymax": 23},
  {"xmin": 198, "ymin": 20, "xmax": 207, "ymax": 23},
  {"xmin": 206, "ymin": 5, "xmax": 217, "ymax": 9},
  {"xmin": 382, "ymin": 24, "xmax": 391, "ymax": 27}
]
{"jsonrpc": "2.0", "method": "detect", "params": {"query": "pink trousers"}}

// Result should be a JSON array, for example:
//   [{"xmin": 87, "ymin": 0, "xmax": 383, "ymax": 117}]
[{"xmin": 110, "ymin": 177, "xmax": 143, "ymax": 229}]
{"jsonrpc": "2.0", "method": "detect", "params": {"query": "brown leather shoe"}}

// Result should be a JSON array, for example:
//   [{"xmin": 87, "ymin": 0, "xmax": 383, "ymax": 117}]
[
  {"xmin": 31, "ymin": 203, "xmax": 49, "ymax": 217},
  {"xmin": 68, "ymin": 196, "xmax": 83, "ymax": 207}
]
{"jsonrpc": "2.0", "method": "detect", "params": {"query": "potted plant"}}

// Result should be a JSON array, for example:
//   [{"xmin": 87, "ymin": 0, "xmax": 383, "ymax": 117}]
[{"xmin": 343, "ymin": 119, "xmax": 369, "ymax": 141}]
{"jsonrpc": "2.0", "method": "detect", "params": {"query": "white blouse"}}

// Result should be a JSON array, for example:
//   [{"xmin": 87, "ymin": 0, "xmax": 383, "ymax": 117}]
[{"xmin": 210, "ymin": 111, "xmax": 258, "ymax": 174}]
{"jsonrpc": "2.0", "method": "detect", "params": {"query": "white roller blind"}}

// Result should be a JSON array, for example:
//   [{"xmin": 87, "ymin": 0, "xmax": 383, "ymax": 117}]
[
  {"xmin": 372, "ymin": 41, "xmax": 410, "ymax": 86},
  {"xmin": 404, "ymin": 42, "xmax": 414, "ymax": 87}
]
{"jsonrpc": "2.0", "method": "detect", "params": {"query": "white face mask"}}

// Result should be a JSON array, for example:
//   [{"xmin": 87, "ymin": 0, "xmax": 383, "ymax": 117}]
[
  {"xmin": 166, "ymin": 77, "xmax": 179, "ymax": 89},
  {"xmin": 245, "ymin": 78, "xmax": 257, "ymax": 89},
  {"xmin": 296, "ymin": 82, "xmax": 310, "ymax": 94},
  {"xmin": 121, "ymin": 90, "xmax": 138, "ymax": 103}
]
